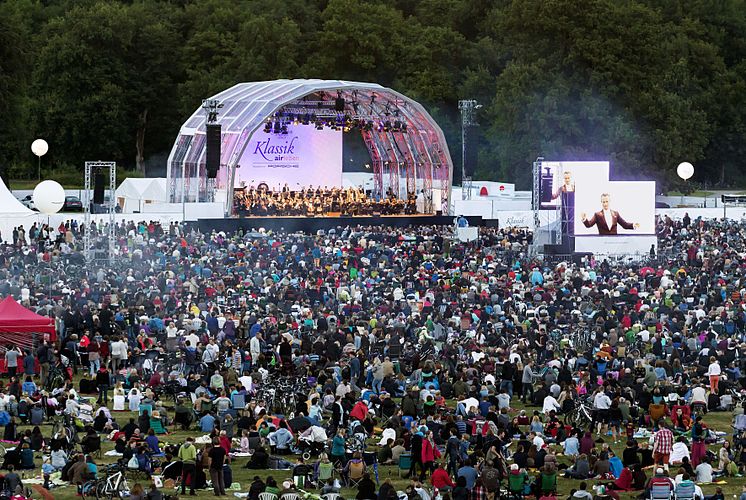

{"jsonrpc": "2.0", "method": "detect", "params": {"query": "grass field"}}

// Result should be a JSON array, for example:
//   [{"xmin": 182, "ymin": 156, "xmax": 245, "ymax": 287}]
[{"xmin": 13, "ymin": 390, "xmax": 744, "ymax": 500}]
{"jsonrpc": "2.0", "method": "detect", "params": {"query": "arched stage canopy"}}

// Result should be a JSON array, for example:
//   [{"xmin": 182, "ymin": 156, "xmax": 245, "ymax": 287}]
[{"xmin": 167, "ymin": 79, "xmax": 453, "ymax": 214}]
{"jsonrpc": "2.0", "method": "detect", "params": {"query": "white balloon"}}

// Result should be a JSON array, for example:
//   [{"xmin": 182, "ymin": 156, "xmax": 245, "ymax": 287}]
[
  {"xmin": 33, "ymin": 180, "xmax": 65, "ymax": 214},
  {"xmin": 677, "ymin": 162, "xmax": 694, "ymax": 180},
  {"xmin": 31, "ymin": 139, "xmax": 49, "ymax": 157}
]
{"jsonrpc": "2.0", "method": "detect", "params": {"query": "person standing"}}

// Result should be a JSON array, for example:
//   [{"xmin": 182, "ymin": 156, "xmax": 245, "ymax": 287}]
[
  {"xmin": 522, "ymin": 359, "xmax": 539, "ymax": 404},
  {"xmin": 652, "ymin": 424, "xmax": 674, "ymax": 472},
  {"xmin": 706, "ymin": 357, "xmax": 721, "ymax": 394},
  {"xmin": 4, "ymin": 346, "xmax": 20, "ymax": 378},
  {"xmin": 96, "ymin": 366, "xmax": 110, "ymax": 405},
  {"xmin": 178, "ymin": 437, "xmax": 197, "ymax": 496},
  {"xmin": 208, "ymin": 437, "xmax": 227, "ymax": 496}
]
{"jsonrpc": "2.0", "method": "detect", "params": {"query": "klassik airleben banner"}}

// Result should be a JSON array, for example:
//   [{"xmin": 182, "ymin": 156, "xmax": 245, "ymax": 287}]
[{"xmin": 238, "ymin": 126, "xmax": 343, "ymax": 189}]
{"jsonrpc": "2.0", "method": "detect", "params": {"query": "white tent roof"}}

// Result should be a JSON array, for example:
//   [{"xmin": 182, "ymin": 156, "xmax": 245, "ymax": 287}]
[
  {"xmin": 0, "ymin": 178, "xmax": 33, "ymax": 215},
  {"xmin": 116, "ymin": 178, "xmax": 168, "ymax": 202}
]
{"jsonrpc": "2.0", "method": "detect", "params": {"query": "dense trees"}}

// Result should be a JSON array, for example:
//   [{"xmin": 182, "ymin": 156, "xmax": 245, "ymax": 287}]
[{"xmin": 0, "ymin": 0, "xmax": 744, "ymax": 189}]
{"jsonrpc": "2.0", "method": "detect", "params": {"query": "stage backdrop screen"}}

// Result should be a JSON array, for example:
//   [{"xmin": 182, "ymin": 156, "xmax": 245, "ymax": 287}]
[
  {"xmin": 539, "ymin": 161, "xmax": 610, "ymax": 209},
  {"xmin": 237, "ymin": 127, "xmax": 343, "ymax": 190},
  {"xmin": 574, "ymin": 180, "xmax": 656, "ymax": 236}
]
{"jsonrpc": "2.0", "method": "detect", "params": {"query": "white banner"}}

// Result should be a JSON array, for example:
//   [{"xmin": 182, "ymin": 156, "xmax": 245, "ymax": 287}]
[{"xmin": 574, "ymin": 235, "xmax": 657, "ymax": 256}]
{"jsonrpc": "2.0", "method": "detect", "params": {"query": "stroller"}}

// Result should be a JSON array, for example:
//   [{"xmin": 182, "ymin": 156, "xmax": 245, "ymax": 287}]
[{"xmin": 295, "ymin": 425, "xmax": 328, "ymax": 460}]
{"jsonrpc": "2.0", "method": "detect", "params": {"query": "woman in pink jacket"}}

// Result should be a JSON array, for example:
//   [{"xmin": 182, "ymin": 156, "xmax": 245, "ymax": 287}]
[{"xmin": 421, "ymin": 430, "xmax": 441, "ymax": 480}]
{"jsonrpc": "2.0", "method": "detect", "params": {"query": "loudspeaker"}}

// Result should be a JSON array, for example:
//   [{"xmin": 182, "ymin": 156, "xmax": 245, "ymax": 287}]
[
  {"xmin": 206, "ymin": 123, "xmax": 221, "ymax": 178},
  {"xmin": 486, "ymin": 219, "xmax": 499, "ymax": 228},
  {"xmin": 93, "ymin": 172, "xmax": 105, "ymax": 204},
  {"xmin": 463, "ymin": 124, "xmax": 480, "ymax": 177},
  {"xmin": 334, "ymin": 97, "xmax": 345, "ymax": 112}
]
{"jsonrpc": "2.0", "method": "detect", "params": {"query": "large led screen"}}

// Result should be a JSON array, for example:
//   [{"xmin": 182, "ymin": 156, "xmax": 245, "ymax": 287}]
[
  {"xmin": 574, "ymin": 181, "xmax": 656, "ymax": 236},
  {"xmin": 538, "ymin": 161, "xmax": 610, "ymax": 209},
  {"xmin": 237, "ymin": 126, "xmax": 343, "ymax": 189}
]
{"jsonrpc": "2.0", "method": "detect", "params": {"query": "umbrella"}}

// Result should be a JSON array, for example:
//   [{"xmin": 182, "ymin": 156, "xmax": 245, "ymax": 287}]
[
  {"xmin": 288, "ymin": 416, "xmax": 313, "ymax": 433},
  {"xmin": 640, "ymin": 266, "xmax": 655, "ymax": 276}
]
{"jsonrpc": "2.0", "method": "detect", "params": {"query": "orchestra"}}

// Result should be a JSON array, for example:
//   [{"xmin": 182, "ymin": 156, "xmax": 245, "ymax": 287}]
[{"xmin": 233, "ymin": 183, "xmax": 417, "ymax": 217}]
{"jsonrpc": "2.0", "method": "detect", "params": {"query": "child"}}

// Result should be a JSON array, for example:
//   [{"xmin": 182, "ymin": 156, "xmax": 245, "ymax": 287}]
[{"xmin": 42, "ymin": 457, "xmax": 54, "ymax": 490}]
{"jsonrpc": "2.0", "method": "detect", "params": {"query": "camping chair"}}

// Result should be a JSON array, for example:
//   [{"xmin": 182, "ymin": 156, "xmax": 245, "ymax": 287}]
[
  {"xmin": 81, "ymin": 434, "xmax": 102, "ymax": 458},
  {"xmin": 507, "ymin": 471, "xmax": 528, "ymax": 500},
  {"xmin": 671, "ymin": 405, "xmax": 691, "ymax": 427},
  {"xmin": 363, "ymin": 451, "xmax": 379, "ymax": 484},
  {"xmin": 317, "ymin": 461, "xmax": 335, "ymax": 484},
  {"xmin": 231, "ymin": 393, "xmax": 246, "ymax": 410},
  {"xmin": 398, "ymin": 453, "xmax": 412, "ymax": 478},
  {"xmin": 138, "ymin": 403, "xmax": 153, "ymax": 416},
  {"xmin": 649, "ymin": 482, "xmax": 673, "ymax": 500},
  {"xmin": 346, "ymin": 459, "xmax": 365, "ymax": 487},
  {"xmin": 539, "ymin": 471, "xmax": 557, "ymax": 494},
  {"xmin": 674, "ymin": 481, "xmax": 696, "ymax": 500},
  {"xmin": 150, "ymin": 417, "xmax": 167, "ymax": 434}
]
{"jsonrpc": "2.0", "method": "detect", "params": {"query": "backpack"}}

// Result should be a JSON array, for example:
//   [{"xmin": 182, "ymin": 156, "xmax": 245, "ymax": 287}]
[
  {"xmin": 17, "ymin": 401, "xmax": 28, "ymax": 418},
  {"xmin": 30, "ymin": 407, "xmax": 44, "ymax": 426}
]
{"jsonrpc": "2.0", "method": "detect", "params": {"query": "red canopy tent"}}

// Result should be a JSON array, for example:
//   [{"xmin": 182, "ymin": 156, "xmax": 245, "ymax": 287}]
[{"xmin": 0, "ymin": 296, "xmax": 56, "ymax": 343}]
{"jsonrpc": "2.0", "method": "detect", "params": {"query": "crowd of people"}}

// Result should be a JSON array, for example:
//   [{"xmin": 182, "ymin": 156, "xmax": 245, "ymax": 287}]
[
  {"xmin": 233, "ymin": 185, "xmax": 417, "ymax": 217},
  {"xmin": 0, "ymin": 213, "xmax": 744, "ymax": 500}
]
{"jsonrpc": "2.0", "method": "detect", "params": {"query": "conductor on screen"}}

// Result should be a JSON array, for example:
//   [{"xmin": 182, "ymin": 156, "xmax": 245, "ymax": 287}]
[
  {"xmin": 551, "ymin": 170, "xmax": 575, "ymax": 200},
  {"xmin": 581, "ymin": 192, "xmax": 640, "ymax": 235}
]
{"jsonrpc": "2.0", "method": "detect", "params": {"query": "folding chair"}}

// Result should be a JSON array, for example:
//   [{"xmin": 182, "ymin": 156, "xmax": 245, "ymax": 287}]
[
  {"xmin": 674, "ymin": 481, "xmax": 695, "ymax": 500},
  {"xmin": 150, "ymin": 417, "xmax": 167, "ymax": 434},
  {"xmin": 363, "ymin": 451, "xmax": 379, "ymax": 484},
  {"xmin": 317, "ymin": 461, "xmax": 335, "ymax": 484},
  {"xmin": 231, "ymin": 393, "xmax": 246, "ymax": 410},
  {"xmin": 649, "ymin": 482, "xmax": 673, "ymax": 500},
  {"xmin": 138, "ymin": 403, "xmax": 153, "ymax": 416},
  {"xmin": 346, "ymin": 459, "xmax": 365, "ymax": 487},
  {"xmin": 397, "ymin": 453, "xmax": 412, "ymax": 478}
]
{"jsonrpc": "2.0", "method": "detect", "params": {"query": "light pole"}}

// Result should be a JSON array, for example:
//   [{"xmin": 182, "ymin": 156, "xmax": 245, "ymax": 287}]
[
  {"xmin": 458, "ymin": 100, "xmax": 481, "ymax": 200},
  {"xmin": 31, "ymin": 139, "xmax": 49, "ymax": 181}
]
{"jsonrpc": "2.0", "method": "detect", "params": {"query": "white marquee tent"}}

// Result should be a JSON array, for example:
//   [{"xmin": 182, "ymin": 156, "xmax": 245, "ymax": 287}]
[{"xmin": 115, "ymin": 178, "xmax": 168, "ymax": 213}]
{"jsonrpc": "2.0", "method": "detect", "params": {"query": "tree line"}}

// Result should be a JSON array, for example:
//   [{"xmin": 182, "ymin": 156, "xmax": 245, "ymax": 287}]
[{"xmin": 0, "ymin": 0, "xmax": 744, "ymax": 190}]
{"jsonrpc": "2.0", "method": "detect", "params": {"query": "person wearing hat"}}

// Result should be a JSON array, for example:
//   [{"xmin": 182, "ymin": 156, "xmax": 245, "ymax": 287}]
[{"xmin": 644, "ymin": 467, "xmax": 674, "ymax": 498}]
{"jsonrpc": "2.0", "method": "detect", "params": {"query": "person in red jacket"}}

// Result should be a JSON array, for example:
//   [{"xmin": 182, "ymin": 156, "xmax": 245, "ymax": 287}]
[
  {"xmin": 609, "ymin": 466, "xmax": 633, "ymax": 490},
  {"xmin": 431, "ymin": 462, "xmax": 455, "ymax": 491},
  {"xmin": 421, "ymin": 430, "xmax": 441, "ymax": 480}
]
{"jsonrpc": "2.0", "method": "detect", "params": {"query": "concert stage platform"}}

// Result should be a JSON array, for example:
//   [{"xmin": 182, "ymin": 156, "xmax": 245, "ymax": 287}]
[{"xmin": 195, "ymin": 214, "xmax": 485, "ymax": 234}]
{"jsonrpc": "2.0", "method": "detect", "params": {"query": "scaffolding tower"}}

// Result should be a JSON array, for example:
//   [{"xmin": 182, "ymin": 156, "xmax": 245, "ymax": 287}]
[{"xmin": 83, "ymin": 161, "xmax": 117, "ymax": 263}]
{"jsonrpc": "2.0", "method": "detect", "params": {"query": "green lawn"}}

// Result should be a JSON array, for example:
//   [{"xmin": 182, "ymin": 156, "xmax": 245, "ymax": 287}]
[{"xmin": 14, "ymin": 391, "xmax": 744, "ymax": 500}]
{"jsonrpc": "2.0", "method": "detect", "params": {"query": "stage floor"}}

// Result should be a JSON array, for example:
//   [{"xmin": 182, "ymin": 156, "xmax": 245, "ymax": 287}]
[{"xmin": 195, "ymin": 214, "xmax": 484, "ymax": 233}]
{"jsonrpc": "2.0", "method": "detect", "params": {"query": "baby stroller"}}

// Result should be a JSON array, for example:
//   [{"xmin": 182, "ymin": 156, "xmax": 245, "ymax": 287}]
[{"xmin": 295, "ymin": 425, "xmax": 328, "ymax": 461}]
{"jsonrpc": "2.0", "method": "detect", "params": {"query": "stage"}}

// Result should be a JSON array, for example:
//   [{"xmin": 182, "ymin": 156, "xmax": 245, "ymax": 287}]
[{"xmin": 195, "ymin": 214, "xmax": 484, "ymax": 233}]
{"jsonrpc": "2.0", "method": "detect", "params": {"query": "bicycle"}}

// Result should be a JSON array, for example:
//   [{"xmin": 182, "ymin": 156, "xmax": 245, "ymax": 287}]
[
  {"xmin": 98, "ymin": 464, "xmax": 130, "ymax": 499},
  {"xmin": 564, "ymin": 398, "xmax": 593, "ymax": 428}
]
